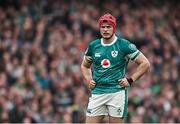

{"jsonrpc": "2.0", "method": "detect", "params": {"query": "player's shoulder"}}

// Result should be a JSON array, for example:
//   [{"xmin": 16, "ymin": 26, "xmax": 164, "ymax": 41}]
[
  {"xmin": 116, "ymin": 37, "xmax": 136, "ymax": 51},
  {"xmin": 116, "ymin": 37, "xmax": 131, "ymax": 44},
  {"xmin": 89, "ymin": 38, "xmax": 101, "ymax": 46},
  {"xmin": 117, "ymin": 37, "xmax": 138, "ymax": 52}
]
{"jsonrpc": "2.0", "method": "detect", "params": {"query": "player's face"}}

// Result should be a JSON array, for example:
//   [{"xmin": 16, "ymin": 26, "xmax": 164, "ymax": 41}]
[{"xmin": 100, "ymin": 23, "xmax": 114, "ymax": 39}]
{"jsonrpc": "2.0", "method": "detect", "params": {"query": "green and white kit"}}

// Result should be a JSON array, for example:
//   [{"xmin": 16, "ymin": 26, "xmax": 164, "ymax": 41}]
[
  {"xmin": 85, "ymin": 36, "xmax": 141, "ymax": 117},
  {"xmin": 85, "ymin": 36, "xmax": 141, "ymax": 94}
]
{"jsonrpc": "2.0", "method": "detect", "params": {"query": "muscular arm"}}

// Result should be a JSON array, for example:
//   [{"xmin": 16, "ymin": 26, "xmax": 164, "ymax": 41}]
[
  {"xmin": 81, "ymin": 56, "xmax": 93, "ymax": 82},
  {"xmin": 81, "ymin": 56, "xmax": 96, "ymax": 89},
  {"xmin": 131, "ymin": 53, "xmax": 150, "ymax": 82},
  {"xmin": 119, "ymin": 52, "xmax": 150, "ymax": 87}
]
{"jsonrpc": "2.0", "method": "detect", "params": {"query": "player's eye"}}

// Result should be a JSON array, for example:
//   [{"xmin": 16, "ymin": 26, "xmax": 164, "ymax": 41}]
[{"xmin": 100, "ymin": 26, "xmax": 106, "ymax": 28}]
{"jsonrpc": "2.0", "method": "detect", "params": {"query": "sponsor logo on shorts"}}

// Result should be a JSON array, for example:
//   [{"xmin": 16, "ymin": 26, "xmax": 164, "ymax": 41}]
[
  {"xmin": 87, "ymin": 109, "xmax": 92, "ymax": 114},
  {"xmin": 117, "ymin": 108, "xmax": 122, "ymax": 115}
]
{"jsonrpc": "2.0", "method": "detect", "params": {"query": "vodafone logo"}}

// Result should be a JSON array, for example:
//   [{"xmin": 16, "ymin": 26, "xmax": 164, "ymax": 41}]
[{"xmin": 101, "ymin": 59, "xmax": 110, "ymax": 68}]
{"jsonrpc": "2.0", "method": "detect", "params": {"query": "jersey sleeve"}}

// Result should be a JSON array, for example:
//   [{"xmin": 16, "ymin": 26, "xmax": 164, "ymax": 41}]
[
  {"xmin": 122, "ymin": 39, "xmax": 141, "ymax": 61},
  {"xmin": 84, "ymin": 42, "xmax": 93, "ymax": 61}
]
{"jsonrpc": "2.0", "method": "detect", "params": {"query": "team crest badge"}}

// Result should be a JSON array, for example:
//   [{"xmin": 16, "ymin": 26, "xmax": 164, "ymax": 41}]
[
  {"xmin": 128, "ymin": 44, "xmax": 137, "ymax": 51},
  {"xmin": 101, "ymin": 59, "xmax": 110, "ymax": 68},
  {"xmin": 111, "ymin": 51, "xmax": 118, "ymax": 57}
]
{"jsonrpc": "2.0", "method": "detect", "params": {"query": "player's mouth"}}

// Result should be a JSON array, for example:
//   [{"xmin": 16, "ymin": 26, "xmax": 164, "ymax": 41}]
[{"xmin": 103, "ymin": 33, "xmax": 110, "ymax": 35}]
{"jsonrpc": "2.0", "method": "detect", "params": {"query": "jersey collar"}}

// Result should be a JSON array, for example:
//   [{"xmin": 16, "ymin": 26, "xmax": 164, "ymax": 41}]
[{"xmin": 101, "ymin": 36, "xmax": 117, "ymax": 46}]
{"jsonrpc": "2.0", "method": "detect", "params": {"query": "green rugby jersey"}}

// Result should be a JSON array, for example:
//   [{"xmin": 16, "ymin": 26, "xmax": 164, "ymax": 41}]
[{"xmin": 85, "ymin": 36, "xmax": 141, "ymax": 94}]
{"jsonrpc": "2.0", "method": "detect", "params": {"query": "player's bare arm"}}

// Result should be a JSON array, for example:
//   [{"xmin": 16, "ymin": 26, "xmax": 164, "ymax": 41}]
[
  {"xmin": 81, "ymin": 56, "xmax": 96, "ymax": 89},
  {"xmin": 131, "ymin": 53, "xmax": 150, "ymax": 82},
  {"xmin": 119, "ymin": 53, "xmax": 150, "ymax": 87}
]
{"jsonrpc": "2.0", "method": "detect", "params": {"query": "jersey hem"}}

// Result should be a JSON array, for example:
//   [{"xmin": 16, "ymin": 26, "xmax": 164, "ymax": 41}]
[{"xmin": 91, "ymin": 87, "xmax": 126, "ymax": 94}]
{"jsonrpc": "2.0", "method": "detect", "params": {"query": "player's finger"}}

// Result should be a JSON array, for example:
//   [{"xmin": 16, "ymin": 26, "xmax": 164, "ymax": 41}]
[
  {"xmin": 118, "ymin": 79, "xmax": 126, "ymax": 87},
  {"xmin": 89, "ymin": 83, "xmax": 93, "ymax": 88},
  {"xmin": 118, "ymin": 79, "xmax": 122, "ymax": 82},
  {"xmin": 119, "ymin": 82, "xmax": 124, "ymax": 86},
  {"xmin": 91, "ymin": 80, "xmax": 96, "ymax": 83},
  {"xmin": 118, "ymin": 79, "xmax": 124, "ymax": 84},
  {"xmin": 123, "ymin": 81, "xmax": 130, "ymax": 87},
  {"xmin": 118, "ymin": 78, "xmax": 125, "ymax": 82},
  {"xmin": 90, "ymin": 84, "xmax": 95, "ymax": 88},
  {"xmin": 120, "ymin": 83, "xmax": 125, "ymax": 87},
  {"xmin": 91, "ymin": 80, "xmax": 96, "ymax": 84},
  {"xmin": 89, "ymin": 80, "xmax": 96, "ymax": 88}
]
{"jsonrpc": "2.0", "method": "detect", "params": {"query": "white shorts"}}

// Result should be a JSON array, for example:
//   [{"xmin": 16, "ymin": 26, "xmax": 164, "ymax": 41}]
[{"xmin": 86, "ymin": 90, "xmax": 128, "ymax": 118}]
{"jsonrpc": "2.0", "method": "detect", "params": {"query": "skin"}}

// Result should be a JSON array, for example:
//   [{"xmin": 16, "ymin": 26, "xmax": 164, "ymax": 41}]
[
  {"xmin": 100, "ymin": 23, "xmax": 115, "ymax": 43},
  {"xmin": 81, "ymin": 22, "xmax": 150, "ymax": 123}
]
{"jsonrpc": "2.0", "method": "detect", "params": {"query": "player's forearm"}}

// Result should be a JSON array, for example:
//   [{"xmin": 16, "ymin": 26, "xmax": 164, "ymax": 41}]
[
  {"xmin": 81, "ymin": 64, "xmax": 93, "ymax": 82},
  {"xmin": 131, "ymin": 61, "xmax": 150, "ymax": 82}
]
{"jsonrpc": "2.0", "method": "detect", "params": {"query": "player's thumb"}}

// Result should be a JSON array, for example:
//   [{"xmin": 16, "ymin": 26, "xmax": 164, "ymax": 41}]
[{"xmin": 91, "ymin": 80, "xmax": 96, "ymax": 85}]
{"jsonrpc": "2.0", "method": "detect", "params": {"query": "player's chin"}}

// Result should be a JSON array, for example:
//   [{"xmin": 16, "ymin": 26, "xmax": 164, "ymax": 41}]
[{"xmin": 102, "ymin": 35, "xmax": 112, "ymax": 39}]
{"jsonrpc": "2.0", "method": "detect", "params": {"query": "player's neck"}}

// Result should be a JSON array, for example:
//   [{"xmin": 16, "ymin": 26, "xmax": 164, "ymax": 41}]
[{"xmin": 103, "ymin": 34, "xmax": 116, "ymax": 44}]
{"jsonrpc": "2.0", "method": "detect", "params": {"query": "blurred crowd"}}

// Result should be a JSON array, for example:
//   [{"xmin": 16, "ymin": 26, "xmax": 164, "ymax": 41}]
[{"xmin": 0, "ymin": 0, "xmax": 180, "ymax": 123}]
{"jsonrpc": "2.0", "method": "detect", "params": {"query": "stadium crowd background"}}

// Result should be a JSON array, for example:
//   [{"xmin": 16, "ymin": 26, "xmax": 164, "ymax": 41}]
[{"xmin": 0, "ymin": 0, "xmax": 180, "ymax": 123}]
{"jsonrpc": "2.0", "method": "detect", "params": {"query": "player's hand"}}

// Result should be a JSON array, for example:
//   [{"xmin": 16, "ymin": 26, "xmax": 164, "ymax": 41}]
[
  {"xmin": 118, "ymin": 78, "xmax": 130, "ymax": 87},
  {"xmin": 88, "ymin": 79, "xmax": 96, "ymax": 89}
]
